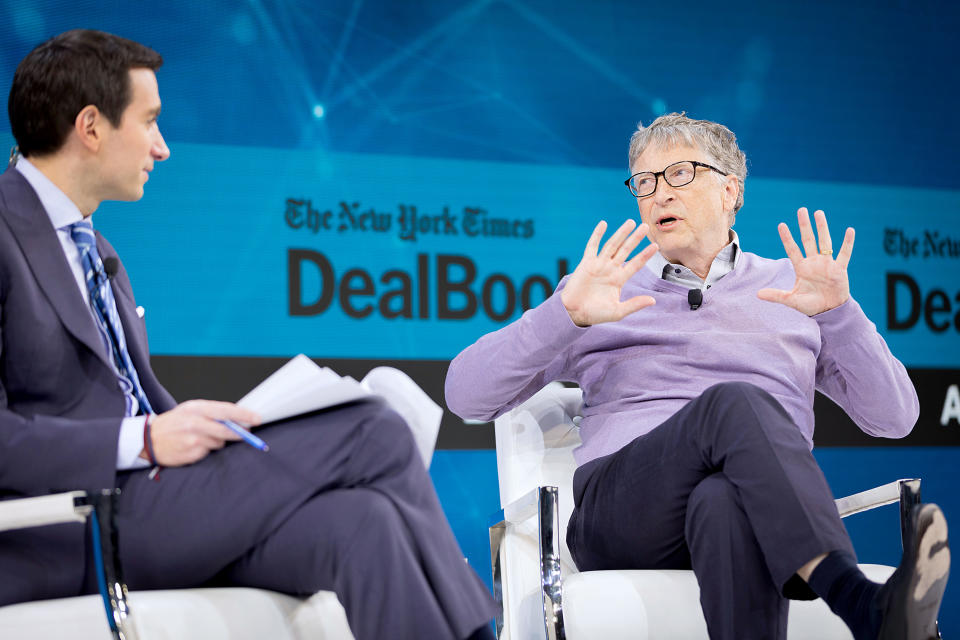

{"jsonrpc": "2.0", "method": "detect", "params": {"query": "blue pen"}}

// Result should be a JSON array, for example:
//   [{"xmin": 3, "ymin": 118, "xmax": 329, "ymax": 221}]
[{"xmin": 220, "ymin": 420, "xmax": 270, "ymax": 452}]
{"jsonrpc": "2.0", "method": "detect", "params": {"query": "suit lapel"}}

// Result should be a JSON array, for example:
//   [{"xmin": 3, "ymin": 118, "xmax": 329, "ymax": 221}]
[{"xmin": 0, "ymin": 169, "xmax": 112, "ymax": 368}]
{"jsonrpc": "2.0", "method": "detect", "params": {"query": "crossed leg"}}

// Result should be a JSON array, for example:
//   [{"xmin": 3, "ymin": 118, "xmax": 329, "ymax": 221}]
[{"xmin": 109, "ymin": 400, "xmax": 495, "ymax": 640}]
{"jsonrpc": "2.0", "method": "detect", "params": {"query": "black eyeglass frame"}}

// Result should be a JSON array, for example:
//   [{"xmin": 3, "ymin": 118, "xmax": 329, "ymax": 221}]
[{"xmin": 624, "ymin": 160, "xmax": 726, "ymax": 198}]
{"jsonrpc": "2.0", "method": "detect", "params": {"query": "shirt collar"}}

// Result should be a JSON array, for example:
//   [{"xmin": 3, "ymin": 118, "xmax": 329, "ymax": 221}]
[
  {"xmin": 15, "ymin": 157, "xmax": 89, "ymax": 230},
  {"xmin": 645, "ymin": 229, "xmax": 741, "ymax": 280},
  {"xmin": 646, "ymin": 229, "xmax": 742, "ymax": 279}
]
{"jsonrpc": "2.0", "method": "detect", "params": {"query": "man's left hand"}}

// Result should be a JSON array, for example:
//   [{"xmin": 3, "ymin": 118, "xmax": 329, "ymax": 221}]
[{"xmin": 757, "ymin": 208, "xmax": 855, "ymax": 316}]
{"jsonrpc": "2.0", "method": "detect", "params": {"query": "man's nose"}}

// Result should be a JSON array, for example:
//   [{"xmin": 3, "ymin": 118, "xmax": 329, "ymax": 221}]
[
  {"xmin": 652, "ymin": 175, "xmax": 675, "ymax": 202},
  {"xmin": 153, "ymin": 129, "xmax": 170, "ymax": 161}
]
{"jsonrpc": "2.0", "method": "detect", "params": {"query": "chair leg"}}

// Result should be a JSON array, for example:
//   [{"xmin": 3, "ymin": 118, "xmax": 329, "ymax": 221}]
[
  {"xmin": 897, "ymin": 479, "xmax": 922, "ymax": 552},
  {"xmin": 489, "ymin": 486, "xmax": 567, "ymax": 640},
  {"xmin": 89, "ymin": 489, "xmax": 139, "ymax": 640},
  {"xmin": 489, "ymin": 520, "xmax": 506, "ymax": 638},
  {"xmin": 537, "ymin": 487, "xmax": 565, "ymax": 640}
]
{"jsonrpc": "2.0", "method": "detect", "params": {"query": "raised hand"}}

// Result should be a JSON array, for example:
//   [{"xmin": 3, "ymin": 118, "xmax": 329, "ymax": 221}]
[
  {"xmin": 560, "ymin": 219, "xmax": 659, "ymax": 327},
  {"xmin": 757, "ymin": 208, "xmax": 855, "ymax": 316}
]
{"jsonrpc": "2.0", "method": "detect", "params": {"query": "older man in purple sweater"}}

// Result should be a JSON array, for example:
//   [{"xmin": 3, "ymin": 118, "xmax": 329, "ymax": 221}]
[{"xmin": 446, "ymin": 113, "xmax": 950, "ymax": 640}]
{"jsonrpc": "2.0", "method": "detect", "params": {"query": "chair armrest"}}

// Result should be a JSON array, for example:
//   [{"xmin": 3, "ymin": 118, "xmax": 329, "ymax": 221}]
[
  {"xmin": 491, "ymin": 487, "xmax": 543, "ymax": 527},
  {"xmin": 835, "ymin": 478, "xmax": 917, "ymax": 518},
  {"xmin": 835, "ymin": 478, "xmax": 921, "ymax": 552},
  {"xmin": 0, "ymin": 491, "xmax": 91, "ymax": 533},
  {"xmin": 0, "ymin": 490, "xmax": 139, "ymax": 640}
]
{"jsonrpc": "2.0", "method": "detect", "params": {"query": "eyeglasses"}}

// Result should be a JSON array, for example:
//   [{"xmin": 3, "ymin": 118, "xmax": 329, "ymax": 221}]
[{"xmin": 624, "ymin": 160, "xmax": 726, "ymax": 198}]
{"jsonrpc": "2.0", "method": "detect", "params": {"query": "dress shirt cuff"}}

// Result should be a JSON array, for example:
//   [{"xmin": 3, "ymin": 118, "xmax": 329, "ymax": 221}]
[{"xmin": 118, "ymin": 415, "xmax": 151, "ymax": 470}]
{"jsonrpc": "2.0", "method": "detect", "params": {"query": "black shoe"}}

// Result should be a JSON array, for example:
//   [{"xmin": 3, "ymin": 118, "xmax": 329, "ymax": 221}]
[{"xmin": 877, "ymin": 503, "xmax": 950, "ymax": 640}]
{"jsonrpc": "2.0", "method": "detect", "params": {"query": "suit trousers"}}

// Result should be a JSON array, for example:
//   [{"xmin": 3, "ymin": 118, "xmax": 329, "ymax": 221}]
[
  {"xmin": 565, "ymin": 381, "xmax": 856, "ymax": 640},
  {"xmin": 88, "ymin": 399, "xmax": 495, "ymax": 640}
]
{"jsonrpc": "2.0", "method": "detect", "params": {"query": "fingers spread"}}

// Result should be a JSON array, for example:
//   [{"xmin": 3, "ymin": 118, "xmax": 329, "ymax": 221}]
[
  {"xmin": 612, "ymin": 222, "xmax": 648, "ymax": 263},
  {"xmin": 599, "ymin": 219, "xmax": 637, "ymax": 259},
  {"xmin": 796, "ymin": 207, "xmax": 818, "ymax": 256},
  {"xmin": 813, "ymin": 209, "xmax": 832, "ymax": 255},
  {"xmin": 623, "ymin": 242, "xmax": 658, "ymax": 278},
  {"xmin": 583, "ymin": 220, "xmax": 608, "ymax": 259},
  {"xmin": 618, "ymin": 295, "xmax": 656, "ymax": 319},
  {"xmin": 777, "ymin": 222, "xmax": 804, "ymax": 264},
  {"xmin": 836, "ymin": 227, "xmax": 855, "ymax": 269},
  {"xmin": 757, "ymin": 288, "xmax": 790, "ymax": 304}
]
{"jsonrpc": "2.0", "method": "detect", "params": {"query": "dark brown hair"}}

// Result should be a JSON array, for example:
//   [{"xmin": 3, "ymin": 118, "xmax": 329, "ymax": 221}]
[{"xmin": 8, "ymin": 29, "xmax": 163, "ymax": 157}]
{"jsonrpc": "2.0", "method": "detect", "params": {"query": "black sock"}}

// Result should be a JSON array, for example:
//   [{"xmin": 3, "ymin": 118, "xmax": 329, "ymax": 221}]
[
  {"xmin": 465, "ymin": 622, "xmax": 496, "ymax": 640},
  {"xmin": 806, "ymin": 551, "xmax": 882, "ymax": 640}
]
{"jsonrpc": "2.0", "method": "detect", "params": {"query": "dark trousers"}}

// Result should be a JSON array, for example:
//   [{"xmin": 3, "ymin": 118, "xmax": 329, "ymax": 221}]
[
  {"xmin": 94, "ymin": 400, "xmax": 495, "ymax": 640},
  {"xmin": 566, "ymin": 382, "xmax": 855, "ymax": 640}
]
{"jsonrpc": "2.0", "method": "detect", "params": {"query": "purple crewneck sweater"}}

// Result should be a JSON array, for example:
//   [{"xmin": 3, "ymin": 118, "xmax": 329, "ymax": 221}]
[{"xmin": 445, "ymin": 251, "xmax": 919, "ymax": 465}]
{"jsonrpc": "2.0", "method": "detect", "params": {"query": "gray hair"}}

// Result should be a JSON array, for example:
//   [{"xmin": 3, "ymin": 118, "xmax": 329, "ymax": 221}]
[{"xmin": 628, "ymin": 112, "xmax": 748, "ymax": 213}]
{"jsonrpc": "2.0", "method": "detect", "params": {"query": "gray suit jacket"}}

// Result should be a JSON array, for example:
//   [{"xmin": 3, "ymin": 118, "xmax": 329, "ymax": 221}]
[{"xmin": 0, "ymin": 167, "xmax": 176, "ymax": 603}]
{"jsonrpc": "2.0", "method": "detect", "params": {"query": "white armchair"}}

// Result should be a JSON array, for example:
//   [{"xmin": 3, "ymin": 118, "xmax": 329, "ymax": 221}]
[{"xmin": 489, "ymin": 383, "xmax": 923, "ymax": 640}]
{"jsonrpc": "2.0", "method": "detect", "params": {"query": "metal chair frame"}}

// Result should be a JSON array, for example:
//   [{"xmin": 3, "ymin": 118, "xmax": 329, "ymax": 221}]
[
  {"xmin": 0, "ymin": 489, "xmax": 137, "ymax": 640},
  {"xmin": 490, "ymin": 478, "xmax": 926, "ymax": 640}
]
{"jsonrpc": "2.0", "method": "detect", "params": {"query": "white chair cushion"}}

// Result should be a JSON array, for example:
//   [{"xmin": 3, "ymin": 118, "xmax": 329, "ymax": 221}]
[
  {"xmin": 562, "ymin": 564, "xmax": 895, "ymax": 640},
  {"xmin": 0, "ymin": 588, "xmax": 354, "ymax": 640}
]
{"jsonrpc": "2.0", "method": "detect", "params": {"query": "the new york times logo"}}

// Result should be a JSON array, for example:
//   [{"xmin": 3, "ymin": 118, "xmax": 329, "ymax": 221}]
[
  {"xmin": 284, "ymin": 199, "xmax": 535, "ymax": 242},
  {"xmin": 884, "ymin": 228, "xmax": 960, "ymax": 333}
]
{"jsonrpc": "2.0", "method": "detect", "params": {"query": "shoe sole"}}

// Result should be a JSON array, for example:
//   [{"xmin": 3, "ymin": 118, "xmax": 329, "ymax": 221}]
[
  {"xmin": 878, "ymin": 503, "xmax": 950, "ymax": 640},
  {"xmin": 910, "ymin": 504, "xmax": 950, "ymax": 640}
]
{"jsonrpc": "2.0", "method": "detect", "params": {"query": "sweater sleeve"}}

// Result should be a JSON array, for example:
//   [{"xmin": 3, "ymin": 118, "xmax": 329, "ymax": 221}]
[
  {"xmin": 445, "ymin": 289, "xmax": 588, "ymax": 421},
  {"xmin": 814, "ymin": 297, "xmax": 919, "ymax": 438}
]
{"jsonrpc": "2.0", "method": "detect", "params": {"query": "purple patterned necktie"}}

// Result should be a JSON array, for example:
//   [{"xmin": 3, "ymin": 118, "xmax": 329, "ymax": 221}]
[{"xmin": 69, "ymin": 220, "xmax": 153, "ymax": 416}]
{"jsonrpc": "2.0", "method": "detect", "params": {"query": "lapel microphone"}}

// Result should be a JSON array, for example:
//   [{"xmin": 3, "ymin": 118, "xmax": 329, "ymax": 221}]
[
  {"xmin": 688, "ymin": 288, "xmax": 703, "ymax": 310},
  {"xmin": 103, "ymin": 257, "xmax": 119, "ymax": 279}
]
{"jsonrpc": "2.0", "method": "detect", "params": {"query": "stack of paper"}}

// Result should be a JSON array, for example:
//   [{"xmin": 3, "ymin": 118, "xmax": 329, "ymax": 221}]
[
  {"xmin": 234, "ymin": 355, "xmax": 443, "ymax": 467},
  {"xmin": 237, "ymin": 354, "xmax": 370, "ymax": 424}
]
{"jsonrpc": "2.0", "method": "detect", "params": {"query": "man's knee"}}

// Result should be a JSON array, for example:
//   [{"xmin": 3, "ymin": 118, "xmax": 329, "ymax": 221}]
[
  {"xmin": 687, "ymin": 474, "xmax": 740, "ymax": 525},
  {"xmin": 700, "ymin": 381, "xmax": 793, "ymax": 436},
  {"xmin": 685, "ymin": 475, "xmax": 755, "ymax": 557},
  {"xmin": 327, "ymin": 490, "xmax": 410, "ymax": 574},
  {"xmin": 357, "ymin": 400, "xmax": 420, "ymax": 467},
  {"xmin": 285, "ymin": 490, "xmax": 406, "ymax": 585},
  {"xmin": 353, "ymin": 490, "xmax": 404, "ymax": 538}
]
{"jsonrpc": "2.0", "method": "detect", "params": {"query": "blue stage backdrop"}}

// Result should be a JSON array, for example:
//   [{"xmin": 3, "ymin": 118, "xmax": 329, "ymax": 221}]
[{"xmin": 2, "ymin": 0, "xmax": 958, "ymax": 633}]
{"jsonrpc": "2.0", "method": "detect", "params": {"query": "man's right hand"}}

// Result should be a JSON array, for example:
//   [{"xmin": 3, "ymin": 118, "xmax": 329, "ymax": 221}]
[
  {"xmin": 142, "ymin": 400, "xmax": 262, "ymax": 466},
  {"xmin": 560, "ymin": 219, "xmax": 658, "ymax": 327}
]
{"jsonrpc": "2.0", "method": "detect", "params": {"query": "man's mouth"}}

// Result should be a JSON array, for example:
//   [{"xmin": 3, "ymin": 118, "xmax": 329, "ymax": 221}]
[{"xmin": 656, "ymin": 215, "xmax": 681, "ymax": 229}]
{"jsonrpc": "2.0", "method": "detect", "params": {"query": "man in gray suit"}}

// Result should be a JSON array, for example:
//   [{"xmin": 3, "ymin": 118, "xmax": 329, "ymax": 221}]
[{"xmin": 0, "ymin": 29, "xmax": 495, "ymax": 640}]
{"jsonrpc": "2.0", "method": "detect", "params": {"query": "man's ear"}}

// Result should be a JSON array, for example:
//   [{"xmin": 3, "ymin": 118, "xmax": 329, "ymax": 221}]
[
  {"xmin": 73, "ymin": 105, "xmax": 103, "ymax": 153},
  {"xmin": 722, "ymin": 175, "xmax": 739, "ymax": 213}
]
